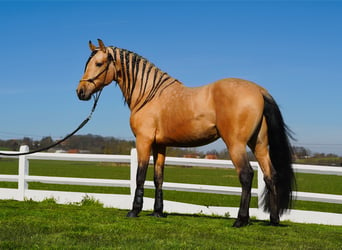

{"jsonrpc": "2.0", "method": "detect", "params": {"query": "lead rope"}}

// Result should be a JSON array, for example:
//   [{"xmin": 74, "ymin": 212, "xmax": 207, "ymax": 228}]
[{"xmin": 0, "ymin": 90, "xmax": 102, "ymax": 156}]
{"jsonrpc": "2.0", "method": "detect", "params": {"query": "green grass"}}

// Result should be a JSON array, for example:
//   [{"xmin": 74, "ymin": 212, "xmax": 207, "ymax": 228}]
[
  {"xmin": 0, "ymin": 158, "xmax": 341, "ymax": 213},
  {"xmin": 0, "ymin": 159, "xmax": 341, "ymax": 248},
  {"xmin": 0, "ymin": 199, "xmax": 341, "ymax": 249}
]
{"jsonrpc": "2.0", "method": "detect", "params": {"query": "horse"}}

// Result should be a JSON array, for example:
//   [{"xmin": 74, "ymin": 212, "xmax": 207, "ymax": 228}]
[{"xmin": 76, "ymin": 39, "xmax": 295, "ymax": 227}]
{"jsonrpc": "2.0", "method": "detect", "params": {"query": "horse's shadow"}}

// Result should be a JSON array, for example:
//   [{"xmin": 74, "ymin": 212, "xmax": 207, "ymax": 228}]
[{"xmin": 154, "ymin": 212, "xmax": 290, "ymax": 227}]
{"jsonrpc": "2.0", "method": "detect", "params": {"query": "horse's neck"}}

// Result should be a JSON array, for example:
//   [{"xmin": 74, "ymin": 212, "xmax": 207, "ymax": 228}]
[
  {"xmin": 130, "ymin": 71, "xmax": 180, "ymax": 111},
  {"xmin": 113, "ymin": 48, "xmax": 180, "ymax": 111}
]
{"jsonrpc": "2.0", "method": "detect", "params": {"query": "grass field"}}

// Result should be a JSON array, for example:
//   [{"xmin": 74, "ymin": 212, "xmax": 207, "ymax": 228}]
[
  {"xmin": 0, "ymin": 198, "xmax": 341, "ymax": 249},
  {"xmin": 0, "ymin": 158, "xmax": 342, "ymax": 214},
  {"xmin": 0, "ymin": 158, "xmax": 342, "ymax": 248}
]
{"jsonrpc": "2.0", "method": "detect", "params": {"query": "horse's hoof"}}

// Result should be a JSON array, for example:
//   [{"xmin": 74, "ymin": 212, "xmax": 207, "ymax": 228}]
[
  {"xmin": 269, "ymin": 221, "xmax": 280, "ymax": 226},
  {"xmin": 148, "ymin": 212, "xmax": 167, "ymax": 218},
  {"xmin": 270, "ymin": 216, "xmax": 280, "ymax": 226},
  {"xmin": 233, "ymin": 218, "xmax": 250, "ymax": 228},
  {"xmin": 126, "ymin": 210, "xmax": 139, "ymax": 218}
]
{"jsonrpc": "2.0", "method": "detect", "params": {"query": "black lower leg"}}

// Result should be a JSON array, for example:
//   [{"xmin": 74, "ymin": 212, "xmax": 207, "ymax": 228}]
[
  {"xmin": 151, "ymin": 188, "xmax": 166, "ymax": 217},
  {"xmin": 127, "ymin": 162, "xmax": 148, "ymax": 217},
  {"xmin": 151, "ymin": 145, "xmax": 166, "ymax": 218},
  {"xmin": 233, "ymin": 167, "xmax": 254, "ymax": 227},
  {"xmin": 127, "ymin": 187, "xmax": 144, "ymax": 217},
  {"xmin": 264, "ymin": 177, "xmax": 280, "ymax": 225}
]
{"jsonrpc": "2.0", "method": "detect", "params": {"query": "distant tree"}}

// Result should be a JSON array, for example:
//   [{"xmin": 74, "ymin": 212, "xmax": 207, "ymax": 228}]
[
  {"xmin": 313, "ymin": 153, "xmax": 325, "ymax": 158},
  {"xmin": 217, "ymin": 148, "xmax": 230, "ymax": 160},
  {"xmin": 40, "ymin": 136, "xmax": 54, "ymax": 149},
  {"xmin": 10, "ymin": 140, "xmax": 19, "ymax": 151},
  {"xmin": 103, "ymin": 138, "xmax": 135, "ymax": 155},
  {"xmin": 206, "ymin": 149, "xmax": 219, "ymax": 156},
  {"xmin": 64, "ymin": 134, "xmax": 105, "ymax": 153},
  {"xmin": 22, "ymin": 137, "xmax": 33, "ymax": 148},
  {"xmin": 293, "ymin": 146, "xmax": 311, "ymax": 159},
  {"xmin": 326, "ymin": 153, "xmax": 338, "ymax": 158}
]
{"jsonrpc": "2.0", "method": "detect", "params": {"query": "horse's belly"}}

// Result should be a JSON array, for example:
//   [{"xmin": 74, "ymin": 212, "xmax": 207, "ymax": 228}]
[{"xmin": 156, "ymin": 121, "xmax": 219, "ymax": 147}]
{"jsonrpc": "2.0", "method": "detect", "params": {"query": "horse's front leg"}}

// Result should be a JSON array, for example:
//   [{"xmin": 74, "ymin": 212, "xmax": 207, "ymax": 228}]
[
  {"xmin": 150, "ymin": 144, "xmax": 166, "ymax": 217},
  {"xmin": 127, "ymin": 139, "xmax": 152, "ymax": 217}
]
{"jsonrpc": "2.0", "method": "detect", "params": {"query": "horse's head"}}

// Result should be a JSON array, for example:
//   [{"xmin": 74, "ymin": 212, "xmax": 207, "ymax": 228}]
[{"xmin": 76, "ymin": 39, "xmax": 115, "ymax": 100}]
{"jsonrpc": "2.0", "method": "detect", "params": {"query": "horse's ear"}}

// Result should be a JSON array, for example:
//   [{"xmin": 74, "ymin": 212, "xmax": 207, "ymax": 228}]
[
  {"xmin": 98, "ymin": 39, "xmax": 106, "ymax": 53},
  {"xmin": 89, "ymin": 40, "xmax": 96, "ymax": 51}
]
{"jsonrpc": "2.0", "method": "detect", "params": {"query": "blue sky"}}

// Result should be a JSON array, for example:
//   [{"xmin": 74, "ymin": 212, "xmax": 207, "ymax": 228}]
[{"xmin": 0, "ymin": 1, "xmax": 341, "ymax": 155}]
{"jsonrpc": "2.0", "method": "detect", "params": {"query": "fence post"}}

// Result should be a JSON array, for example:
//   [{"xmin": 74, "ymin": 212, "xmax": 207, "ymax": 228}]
[
  {"xmin": 18, "ymin": 145, "xmax": 29, "ymax": 201},
  {"xmin": 130, "ymin": 148, "xmax": 138, "ymax": 198},
  {"xmin": 257, "ymin": 165, "xmax": 265, "ymax": 209}
]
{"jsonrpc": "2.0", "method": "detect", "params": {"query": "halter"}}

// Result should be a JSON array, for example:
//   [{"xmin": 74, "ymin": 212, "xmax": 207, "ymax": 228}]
[{"xmin": 79, "ymin": 51, "xmax": 114, "ymax": 90}]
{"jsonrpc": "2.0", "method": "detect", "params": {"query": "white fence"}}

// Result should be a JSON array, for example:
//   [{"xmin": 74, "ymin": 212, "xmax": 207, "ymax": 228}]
[{"xmin": 0, "ymin": 145, "xmax": 341, "ymax": 226}]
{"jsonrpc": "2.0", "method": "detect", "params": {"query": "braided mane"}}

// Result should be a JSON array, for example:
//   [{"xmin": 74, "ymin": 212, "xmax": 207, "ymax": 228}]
[{"xmin": 110, "ymin": 47, "xmax": 180, "ymax": 110}]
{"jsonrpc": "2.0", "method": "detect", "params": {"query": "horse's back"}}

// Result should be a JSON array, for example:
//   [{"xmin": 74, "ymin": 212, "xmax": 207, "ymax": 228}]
[
  {"xmin": 209, "ymin": 78, "xmax": 266, "ymax": 114},
  {"xmin": 210, "ymin": 78, "xmax": 268, "ymax": 98}
]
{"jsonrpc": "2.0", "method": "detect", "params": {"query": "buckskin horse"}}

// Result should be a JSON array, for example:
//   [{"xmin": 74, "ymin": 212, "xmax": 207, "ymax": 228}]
[{"xmin": 76, "ymin": 39, "xmax": 295, "ymax": 227}]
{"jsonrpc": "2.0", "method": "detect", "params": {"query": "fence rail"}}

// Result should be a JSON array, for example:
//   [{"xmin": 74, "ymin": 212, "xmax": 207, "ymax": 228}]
[{"xmin": 0, "ymin": 145, "xmax": 341, "ymax": 225}]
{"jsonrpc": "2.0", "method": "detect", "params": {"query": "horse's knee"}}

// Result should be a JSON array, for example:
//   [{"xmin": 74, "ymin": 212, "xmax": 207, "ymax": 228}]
[
  {"xmin": 239, "ymin": 166, "xmax": 254, "ymax": 187},
  {"xmin": 136, "ymin": 163, "xmax": 148, "ymax": 186}
]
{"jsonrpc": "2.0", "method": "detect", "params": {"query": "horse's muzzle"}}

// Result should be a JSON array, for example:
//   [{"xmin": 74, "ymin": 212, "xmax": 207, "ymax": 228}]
[{"xmin": 76, "ymin": 86, "xmax": 92, "ymax": 101}]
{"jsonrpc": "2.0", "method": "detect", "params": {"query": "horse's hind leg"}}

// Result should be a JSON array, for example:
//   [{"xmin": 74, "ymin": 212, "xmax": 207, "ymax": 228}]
[
  {"xmin": 228, "ymin": 143, "xmax": 254, "ymax": 227},
  {"xmin": 249, "ymin": 118, "xmax": 280, "ymax": 225},
  {"xmin": 151, "ymin": 144, "xmax": 166, "ymax": 217}
]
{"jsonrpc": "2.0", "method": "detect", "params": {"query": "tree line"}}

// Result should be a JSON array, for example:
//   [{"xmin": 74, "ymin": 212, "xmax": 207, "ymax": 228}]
[
  {"xmin": 0, "ymin": 134, "xmax": 135, "ymax": 155},
  {"xmin": 0, "ymin": 134, "xmax": 214, "ymax": 157},
  {"xmin": 0, "ymin": 134, "xmax": 340, "ymax": 165}
]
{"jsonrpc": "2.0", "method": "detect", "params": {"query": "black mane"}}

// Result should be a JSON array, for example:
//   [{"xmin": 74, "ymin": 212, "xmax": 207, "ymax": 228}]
[{"xmin": 111, "ymin": 47, "xmax": 179, "ymax": 110}]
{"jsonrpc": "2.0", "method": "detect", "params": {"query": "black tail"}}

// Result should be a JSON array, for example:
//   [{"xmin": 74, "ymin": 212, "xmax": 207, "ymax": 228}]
[{"xmin": 262, "ymin": 94, "xmax": 296, "ymax": 215}]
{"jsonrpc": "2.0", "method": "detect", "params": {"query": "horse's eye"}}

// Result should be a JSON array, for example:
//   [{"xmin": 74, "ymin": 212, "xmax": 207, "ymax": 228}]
[{"xmin": 96, "ymin": 62, "xmax": 103, "ymax": 67}]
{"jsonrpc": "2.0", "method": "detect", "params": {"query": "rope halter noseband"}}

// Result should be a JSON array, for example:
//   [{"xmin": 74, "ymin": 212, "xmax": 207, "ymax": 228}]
[{"xmin": 79, "ymin": 50, "xmax": 114, "ymax": 90}]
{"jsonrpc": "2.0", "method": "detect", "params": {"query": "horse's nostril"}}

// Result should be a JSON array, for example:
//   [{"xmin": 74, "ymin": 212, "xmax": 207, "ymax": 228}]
[{"xmin": 77, "ymin": 88, "xmax": 84, "ymax": 99}]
